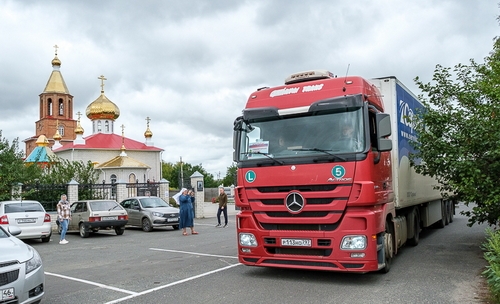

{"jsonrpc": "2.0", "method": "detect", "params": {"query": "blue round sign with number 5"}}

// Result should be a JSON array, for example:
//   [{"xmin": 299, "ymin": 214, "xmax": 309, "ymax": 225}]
[{"xmin": 332, "ymin": 165, "xmax": 345, "ymax": 178}]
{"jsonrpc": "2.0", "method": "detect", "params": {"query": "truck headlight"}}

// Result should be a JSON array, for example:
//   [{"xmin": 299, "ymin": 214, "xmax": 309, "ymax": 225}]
[
  {"xmin": 26, "ymin": 246, "xmax": 43, "ymax": 274},
  {"xmin": 340, "ymin": 235, "xmax": 367, "ymax": 250},
  {"xmin": 239, "ymin": 233, "xmax": 257, "ymax": 247}
]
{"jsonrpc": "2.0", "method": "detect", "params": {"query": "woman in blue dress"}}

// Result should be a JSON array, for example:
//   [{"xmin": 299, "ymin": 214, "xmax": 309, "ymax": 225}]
[{"xmin": 175, "ymin": 188, "xmax": 198, "ymax": 236}]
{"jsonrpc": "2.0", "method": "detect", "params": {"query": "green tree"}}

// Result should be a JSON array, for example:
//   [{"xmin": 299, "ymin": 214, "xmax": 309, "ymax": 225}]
[
  {"xmin": 411, "ymin": 37, "xmax": 500, "ymax": 226},
  {"xmin": 40, "ymin": 157, "xmax": 99, "ymax": 184},
  {"xmin": 0, "ymin": 132, "xmax": 42, "ymax": 201},
  {"xmin": 161, "ymin": 160, "xmax": 219, "ymax": 189},
  {"xmin": 221, "ymin": 163, "xmax": 237, "ymax": 187}
]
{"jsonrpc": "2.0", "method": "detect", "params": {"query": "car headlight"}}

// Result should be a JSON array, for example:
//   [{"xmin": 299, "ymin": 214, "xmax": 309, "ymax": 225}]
[
  {"xmin": 239, "ymin": 233, "xmax": 257, "ymax": 247},
  {"xmin": 26, "ymin": 246, "xmax": 43, "ymax": 274},
  {"xmin": 152, "ymin": 212, "xmax": 163, "ymax": 217},
  {"xmin": 340, "ymin": 235, "xmax": 367, "ymax": 250}
]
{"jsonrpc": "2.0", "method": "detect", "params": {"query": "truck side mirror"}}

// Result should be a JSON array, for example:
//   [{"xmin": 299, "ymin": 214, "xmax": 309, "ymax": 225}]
[{"xmin": 376, "ymin": 113, "xmax": 392, "ymax": 152}]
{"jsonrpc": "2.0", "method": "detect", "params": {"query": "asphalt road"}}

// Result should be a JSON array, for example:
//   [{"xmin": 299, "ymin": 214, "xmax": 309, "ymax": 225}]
[{"xmin": 28, "ymin": 202, "xmax": 489, "ymax": 304}]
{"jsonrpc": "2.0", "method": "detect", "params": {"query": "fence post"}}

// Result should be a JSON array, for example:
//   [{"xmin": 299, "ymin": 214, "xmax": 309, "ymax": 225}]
[
  {"xmin": 11, "ymin": 183, "xmax": 23, "ymax": 200},
  {"xmin": 115, "ymin": 181, "xmax": 126, "ymax": 203},
  {"xmin": 159, "ymin": 178, "xmax": 169, "ymax": 202},
  {"xmin": 67, "ymin": 179, "xmax": 79, "ymax": 203}
]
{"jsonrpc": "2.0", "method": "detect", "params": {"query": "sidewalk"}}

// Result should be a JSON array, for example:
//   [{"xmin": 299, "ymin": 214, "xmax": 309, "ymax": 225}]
[{"xmin": 197, "ymin": 202, "xmax": 238, "ymax": 218}]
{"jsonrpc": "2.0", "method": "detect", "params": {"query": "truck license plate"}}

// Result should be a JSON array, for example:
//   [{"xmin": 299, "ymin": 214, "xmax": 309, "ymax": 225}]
[
  {"xmin": 281, "ymin": 238, "xmax": 311, "ymax": 247},
  {"xmin": 1, "ymin": 287, "xmax": 14, "ymax": 300}
]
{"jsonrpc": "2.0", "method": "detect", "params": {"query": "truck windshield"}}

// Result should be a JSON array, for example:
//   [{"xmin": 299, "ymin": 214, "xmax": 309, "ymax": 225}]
[{"xmin": 237, "ymin": 108, "xmax": 364, "ymax": 161}]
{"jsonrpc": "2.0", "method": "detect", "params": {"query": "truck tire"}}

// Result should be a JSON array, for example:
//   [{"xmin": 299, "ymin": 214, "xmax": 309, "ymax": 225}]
[
  {"xmin": 435, "ymin": 200, "xmax": 446, "ymax": 229},
  {"xmin": 380, "ymin": 220, "xmax": 394, "ymax": 273},
  {"xmin": 407, "ymin": 209, "xmax": 420, "ymax": 247}
]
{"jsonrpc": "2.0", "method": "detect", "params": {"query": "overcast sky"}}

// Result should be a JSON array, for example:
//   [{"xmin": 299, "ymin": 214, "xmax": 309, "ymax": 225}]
[{"xmin": 0, "ymin": 0, "xmax": 498, "ymax": 178}]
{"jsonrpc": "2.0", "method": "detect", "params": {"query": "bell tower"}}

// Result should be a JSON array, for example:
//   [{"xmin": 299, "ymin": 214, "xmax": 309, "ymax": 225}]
[{"xmin": 25, "ymin": 45, "xmax": 76, "ymax": 156}]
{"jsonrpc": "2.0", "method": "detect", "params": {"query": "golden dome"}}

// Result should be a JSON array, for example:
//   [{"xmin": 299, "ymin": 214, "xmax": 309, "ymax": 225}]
[
  {"xmin": 75, "ymin": 120, "xmax": 84, "ymax": 134},
  {"xmin": 51, "ymin": 55, "xmax": 61, "ymax": 67},
  {"xmin": 36, "ymin": 135, "xmax": 49, "ymax": 147},
  {"xmin": 53, "ymin": 130, "xmax": 62, "ymax": 141},
  {"xmin": 144, "ymin": 127, "xmax": 153, "ymax": 138},
  {"xmin": 86, "ymin": 92, "xmax": 120, "ymax": 120}
]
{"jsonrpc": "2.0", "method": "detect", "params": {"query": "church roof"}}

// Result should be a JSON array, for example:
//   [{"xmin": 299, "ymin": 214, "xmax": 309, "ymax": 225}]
[
  {"xmin": 53, "ymin": 133, "xmax": 163, "ymax": 152},
  {"xmin": 25, "ymin": 135, "xmax": 57, "ymax": 163},
  {"xmin": 96, "ymin": 155, "xmax": 151, "ymax": 169},
  {"xmin": 43, "ymin": 55, "xmax": 70, "ymax": 94}
]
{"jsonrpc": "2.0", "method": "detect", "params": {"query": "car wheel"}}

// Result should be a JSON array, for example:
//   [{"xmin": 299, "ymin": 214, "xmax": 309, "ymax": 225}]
[
  {"xmin": 115, "ymin": 226, "xmax": 125, "ymax": 235},
  {"xmin": 173, "ymin": 225, "xmax": 179, "ymax": 230},
  {"xmin": 79, "ymin": 223, "xmax": 90, "ymax": 238},
  {"xmin": 142, "ymin": 218, "xmax": 153, "ymax": 232},
  {"xmin": 41, "ymin": 233, "xmax": 51, "ymax": 243}
]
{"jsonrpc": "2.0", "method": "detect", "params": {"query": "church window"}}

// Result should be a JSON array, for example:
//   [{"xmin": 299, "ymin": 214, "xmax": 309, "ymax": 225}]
[
  {"xmin": 59, "ymin": 100, "xmax": 64, "ymax": 115},
  {"xmin": 48, "ymin": 99, "xmax": 52, "ymax": 116},
  {"xmin": 105, "ymin": 121, "xmax": 109, "ymax": 132},
  {"xmin": 97, "ymin": 121, "xmax": 102, "ymax": 132},
  {"xmin": 59, "ymin": 125, "xmax": 64, "ymax": 136},
  {"xmin": 129, "ymin": 173, "xmax": 136, "ymax": 183},
  {"xmin": 110, "ymin": 174, "xmax": 117, "ymax": 184}
]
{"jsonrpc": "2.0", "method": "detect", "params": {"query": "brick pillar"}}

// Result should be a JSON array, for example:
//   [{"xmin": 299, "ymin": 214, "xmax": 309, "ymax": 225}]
[
  {"xmin": 67, "ymin": 179, "xmax": 79, "ymax": 203},
  {"xmin": 115, "ymin": 181, "xmax": 127, "ymax": 203},
  {"xmin": 159, "ymin": 178, "xmax": 170, "ymax": 202},
  {"xmin": 190, "ymin": 171, "xmax": 204, "ymax": 218}
]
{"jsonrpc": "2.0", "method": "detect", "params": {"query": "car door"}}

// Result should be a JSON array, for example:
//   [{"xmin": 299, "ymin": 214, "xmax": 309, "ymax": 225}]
[
  {"xmin": 69, "ymin": 202, "xmax": 86, "ymax": 230},
  {"xmin": 122, "ymin": 199, "xmax": 139, "ymax": 226}
]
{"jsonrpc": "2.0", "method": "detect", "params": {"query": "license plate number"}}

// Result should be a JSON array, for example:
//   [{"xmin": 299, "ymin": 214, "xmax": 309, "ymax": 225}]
[
  {"xmin": 167, "ymin": 218, "xmax": 178, "ymax": 222},
  {"xmin": 1, "ymin": 287, "xmax": 14, "ymax": 300},
  {"xmin": 17, "ymin": 218, "xmax": 36, "ymax": 223},
  {"xmin": 281, "ymin": 238, "xmax": 311, "ymax": 247},
  {"xmin": 102, "ymin": 216, "xmax": 117, "ymax": 221}
]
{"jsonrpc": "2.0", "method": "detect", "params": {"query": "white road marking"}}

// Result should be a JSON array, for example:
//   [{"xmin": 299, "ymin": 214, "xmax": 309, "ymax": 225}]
[
  {"xmin": 149, "ymin": 248, "xmax": 238, "ymax": 259},
  {"xmin": 45, "ymin": 272, "xmax": 137, "ymax": 295},
  {"xmin": 104, "ymin": 263, "xmax": 242, "ymax": 304}
]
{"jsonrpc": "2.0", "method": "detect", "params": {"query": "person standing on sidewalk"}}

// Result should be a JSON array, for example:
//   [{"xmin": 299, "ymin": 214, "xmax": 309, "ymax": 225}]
[
  {"xmin": 57, "ymin": 194, "xmax": 71, "ymax": 245},
  {"xmin": 215, "ymin": 186, "xmax": 228, "ymax": 228}
]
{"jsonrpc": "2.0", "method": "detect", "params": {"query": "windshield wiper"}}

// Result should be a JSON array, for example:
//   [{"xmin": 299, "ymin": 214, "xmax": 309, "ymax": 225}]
[
  {"xmin": 291, "ymin": 148, "xmax": 346, "ymax": 161},
  {"xmin": 242, "ymin": 151, "xmax": 284, "ymax": 165}
]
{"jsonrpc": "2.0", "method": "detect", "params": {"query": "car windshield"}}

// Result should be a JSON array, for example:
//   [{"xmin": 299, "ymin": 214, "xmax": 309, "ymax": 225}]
[
  {"xmin": 140, "ymin": 197, "xmax": 170, "ymax": 208},
  {"xmin": 5, "ymin": 202, "xmax": 44, "ymax": 213},
  {"xmin": 90, "ymin": 201, "xmax": 121, "ymax": 211}
]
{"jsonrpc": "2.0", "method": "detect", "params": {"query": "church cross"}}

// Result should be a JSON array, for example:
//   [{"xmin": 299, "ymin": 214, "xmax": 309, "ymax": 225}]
[
  {"xmin": 53, "ymin": 44, "xmax": 59, "ymax": 55},
  {"xmin": 98, "ymin": 75, "xmax": 107, "ymax": 92},
  {"xmin": 146, "ymin": 116, "xmax": 151, "ymax": 127}
]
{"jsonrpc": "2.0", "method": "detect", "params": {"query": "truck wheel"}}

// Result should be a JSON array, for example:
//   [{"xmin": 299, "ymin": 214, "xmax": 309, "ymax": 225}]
[
  {"xmin": 435, "ymin": 200, "xmax": 446, "ymax": 229},
  {"xmin": 142, "ymin": 218, "xmax": 153, "ymax": 232},
  {"xmin": 380, "ymin": 220, "xmax": 394, "ymax": 273},
  {"xmin": 407, "ymin": 210, "xmax": 420, "ymax": 246},
  {"xmin": 79, "ymin": 223, "xmax": 89, "ymax": 238},
  {"xmin": 115, "ymin": 226, "xmax": 125, "ymax": 235}
]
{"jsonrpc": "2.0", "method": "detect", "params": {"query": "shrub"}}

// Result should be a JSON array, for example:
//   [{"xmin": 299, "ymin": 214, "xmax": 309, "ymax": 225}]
[{"xmin": 482, "ymin": 228, "xmax": 500, "ymax": 303}]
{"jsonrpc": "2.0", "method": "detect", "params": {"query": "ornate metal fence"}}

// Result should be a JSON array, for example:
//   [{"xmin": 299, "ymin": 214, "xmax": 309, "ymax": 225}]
[
  {"xmin": 22, "ymin": 183, "xmax": 67, "ymax": 212},
  {"xmin": 78, "ymin": 183, "xmax": 116, "ymax": 200},
  {"xmin": 126, "ymin": 182, "xmax": 159, "ymax": 197}
]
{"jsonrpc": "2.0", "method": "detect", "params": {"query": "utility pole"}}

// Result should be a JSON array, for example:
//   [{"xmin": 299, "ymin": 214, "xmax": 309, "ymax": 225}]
[{"xmin": 180, "ymin": 156, "xmax": 183, "ymax": 188}]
